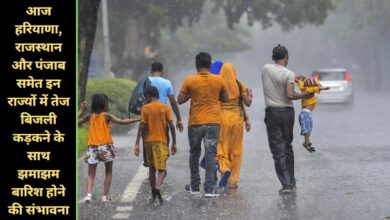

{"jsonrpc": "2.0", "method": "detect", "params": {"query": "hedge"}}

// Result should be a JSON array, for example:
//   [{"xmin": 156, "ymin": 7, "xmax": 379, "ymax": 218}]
[{"xmin": 78, "ymin": 78, "xmax": 137, "ymax": 157}]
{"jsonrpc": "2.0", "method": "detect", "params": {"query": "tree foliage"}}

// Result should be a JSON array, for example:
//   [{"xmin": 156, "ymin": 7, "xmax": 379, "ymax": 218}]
[
  {"xmin": 340, "ymin": 0, "xmax": 390, "ymax": 35},
  {"xmin": 213, "ymin": 0, "xmax": 334, "ymax": 30},
  {"xmin": 79, "ymin": 0, "xmax": 335, "ymax": 102},
  {"xmin": 158, "ymin": 2, "xmax": 252, "ymax": 70},
  {"xmin": 264, "ymin": 0, "xmax": 390, "ymax": 90},
  {"xmin": 106, "ymin": 0, "xmax": 205, "ymax": 78},
  {"xmin": 330, "ymin": 0, "xmax": 390, "ymax": 89}
]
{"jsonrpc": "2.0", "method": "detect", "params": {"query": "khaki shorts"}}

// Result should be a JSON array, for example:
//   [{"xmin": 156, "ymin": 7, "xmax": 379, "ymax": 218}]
[
  {"xmin": 145, "ymin": 142, "xmax": 169, "ymax": 170},
  {"xmin": 85, "ymin": 144, "xmax": 115, "ymax": 164}
]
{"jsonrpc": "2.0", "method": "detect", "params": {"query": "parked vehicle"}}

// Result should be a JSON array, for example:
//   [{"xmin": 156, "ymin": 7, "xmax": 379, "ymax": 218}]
[{"xmin": 312, "ymin": 68, "xmax": 353, "ymax": 104}]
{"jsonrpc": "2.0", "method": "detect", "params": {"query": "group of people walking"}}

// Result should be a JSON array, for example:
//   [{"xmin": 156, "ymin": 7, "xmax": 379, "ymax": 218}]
[
  {"xmin": 177, "ymin": 52, "xmax": 253, "ymax": 198},
  {"xmin": 78, "ymin": 44, "xmax": 320, "ymax": 204}
]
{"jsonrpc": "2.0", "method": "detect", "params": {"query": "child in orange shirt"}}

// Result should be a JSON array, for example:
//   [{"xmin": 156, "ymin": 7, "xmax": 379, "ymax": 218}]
[
  {"xmin": 296, "ymin": 77, "xmax": 329, "ymax": 152},
  {"xmin": 134, "ymin": 86, "xmax": 177, "ymax": 205},
  {"xmin": 78, "ymin": 94, "xmax": 140, "ymax": 202}
]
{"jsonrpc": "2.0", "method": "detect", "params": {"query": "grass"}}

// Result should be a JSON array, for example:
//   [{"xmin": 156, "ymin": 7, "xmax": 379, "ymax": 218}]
[
  {"xmin": 78, "ymin": 78, "xmax": 137, "ymax": 157},
  {"xmin": 78, "ymin": 126, "xmax": 88, "ymax": 158}
]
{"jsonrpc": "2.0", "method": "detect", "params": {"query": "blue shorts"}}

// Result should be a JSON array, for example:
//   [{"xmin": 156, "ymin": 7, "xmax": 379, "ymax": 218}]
[{"xmin": 299, "ymin": 111, "xmax": 313, "ymax": 135}]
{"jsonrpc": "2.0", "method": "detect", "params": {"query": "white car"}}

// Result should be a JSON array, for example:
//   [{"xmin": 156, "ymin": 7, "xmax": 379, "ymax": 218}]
[{"xmin": 312, "ymin": 68, "xmax": 353, "ymax": 104}]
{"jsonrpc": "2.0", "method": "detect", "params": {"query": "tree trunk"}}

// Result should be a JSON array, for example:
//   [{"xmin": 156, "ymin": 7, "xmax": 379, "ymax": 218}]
[
  {"xmin": 78, "ymin": 0, "xmax": 101, "ymax": 103},
  {"xmin": 112, "ymin": 16, "xmax": 148, "ymax": 80}
]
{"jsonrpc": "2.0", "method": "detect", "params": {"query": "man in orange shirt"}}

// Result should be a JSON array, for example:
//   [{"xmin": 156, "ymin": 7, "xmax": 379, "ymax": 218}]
[
  {"xmin": 134, "ymin": 86, "xmax": 177, "ymax": 204},
  {"xmin": 178, "ymin": 52, "xmax": 229, "ymax": 198}
]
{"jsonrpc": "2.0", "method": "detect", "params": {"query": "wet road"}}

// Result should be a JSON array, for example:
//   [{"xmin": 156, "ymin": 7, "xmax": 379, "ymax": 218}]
[
  {"xmin": 79, "ymin": 47, "xmax": 390, "ymax": 220},
  {"xmin": 78, "ymin": 86, "xmax": 390, "ymax": 219}
]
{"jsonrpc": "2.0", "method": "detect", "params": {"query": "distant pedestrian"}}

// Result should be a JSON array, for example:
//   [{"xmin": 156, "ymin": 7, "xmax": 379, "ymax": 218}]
[
  {"xmin": 134, "ymin": 86, "xmax": 177, "ymax": 205},
  {"xmin": 178, "ymin": 52, "xmax": 228, "ymax": 198},
  {"xmin": 261, "ymin": 44, "xmax": 314, "ymax": 193},
  {"xmin": 296, "ymin": 76, "xmax": 329, "ymax": 152},
  {"xmin": 79, "ymin": 94, "xmax": 140, "ymax": 202}
]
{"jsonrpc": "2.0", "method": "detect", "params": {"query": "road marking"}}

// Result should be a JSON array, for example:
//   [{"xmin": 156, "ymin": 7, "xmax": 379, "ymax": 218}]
[
  {"xmin": 112, "ymin": 213, "xmax": 131, "ymax": 219},
  {"xmin": 116, "ymin": 206, "xmax": 133, "ymax": 212},
  {"xmin": 111, "ymin": 165, "xmax": 148, "ymax": 219},
  {"xmin": 121, "ymin": 165, "xmax": 148, "ymax": 202}
]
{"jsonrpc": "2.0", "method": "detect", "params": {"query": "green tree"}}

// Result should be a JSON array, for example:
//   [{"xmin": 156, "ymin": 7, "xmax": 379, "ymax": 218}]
[
  {"xmin": 78, "ymin": 0, "xmax": 101, "ymax": 103},
  {"xmin": 107, "ymin": 0, "xmax": 205, "ymax": 79},
  {"xmin": 78, "ymin": 0, "xmax": 335, "ymax": 102},
  {"xmin": 158, "ymin": 1, "xmax": 252, "ymax": 70},
  {"xmin": 320, "ymin": 0, "xmax": 390, "ymax": 89},
  {"xmin": 344, "ymin": 0, "xmax": 390, "ymax": 35},
  {"xmin": 343, "ymin": 0, "xmax": 390, "ymax": 89},
  {"xmin": 213, "ymin": 0, "xmax": 334, "ymax": 30}
]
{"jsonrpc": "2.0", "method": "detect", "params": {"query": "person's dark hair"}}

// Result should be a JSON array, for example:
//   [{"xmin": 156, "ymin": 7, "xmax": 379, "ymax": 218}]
[
  {"xmin": 272, "ymin": 44, "xmax": 289, "ymax": 61},
  {"xmin": 91, "ymin": 93, "xmax": 108, "ymax": 114},
  {"xmin": 151, "ymin": 62, "xmax": 163, "ymax": 72},
  {"xmin": 144, "ymin": 85, "xmax": 159, "ymax": 99},
  {"xmin": 195, "ymin": 52, "xmax": 212, "ymax": 69}
]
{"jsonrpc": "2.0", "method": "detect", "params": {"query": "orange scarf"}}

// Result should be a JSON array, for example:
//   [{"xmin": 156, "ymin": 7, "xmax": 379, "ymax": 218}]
[{"xmin": 220, "ymin": 63, "xmax": 240, "ymax": 100}]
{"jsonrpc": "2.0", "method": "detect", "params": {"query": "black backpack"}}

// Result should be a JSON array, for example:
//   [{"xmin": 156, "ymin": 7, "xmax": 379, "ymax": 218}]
[{"xmin": 128, "ymin": 77, "xmax": 151, "ymax": 116}]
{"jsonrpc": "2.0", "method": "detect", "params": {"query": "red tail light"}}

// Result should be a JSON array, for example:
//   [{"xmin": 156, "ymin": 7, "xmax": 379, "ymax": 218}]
[
  {"xmin": 345, "ymin": 71, "xmax": 351, "ymax": 81},
  {"xmin": 313, "ymin": 72, "xmax": 320, "ymax": 80},
  {"xmin": 345, "ymin": 71, "xmax": 352, "ymax": 86}
]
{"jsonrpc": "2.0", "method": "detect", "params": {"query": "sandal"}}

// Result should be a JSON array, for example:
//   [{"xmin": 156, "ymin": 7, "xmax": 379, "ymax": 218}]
[
  {"xmin": 308, "ymin": 143, "xmax": 316, "ymax": 152},
  {"xmin": 101, "ymin": 195, "xmax": 111, "ymax": 202},
  {"xmin": 302, "ymin": 143, "xmax": 315, "ymax": 153}
]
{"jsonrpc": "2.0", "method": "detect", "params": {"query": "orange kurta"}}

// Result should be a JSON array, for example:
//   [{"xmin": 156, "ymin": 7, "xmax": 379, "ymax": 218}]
[
  {"xmin": 88, "ymin": 112, "xmax": 113, "ymax": 146},
  {"xmin": 216, "ymin": 63, "xmax": 247, "ymax": 186}
]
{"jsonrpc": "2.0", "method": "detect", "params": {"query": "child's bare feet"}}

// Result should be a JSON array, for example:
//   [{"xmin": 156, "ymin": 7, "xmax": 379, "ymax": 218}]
[
  {"xmin": 156, "ymin": 189, "xmax": 163, "ymax": 205},
  {"xmin": 149, "ymin": 189, "xmax": 157, "ymax": 203}
]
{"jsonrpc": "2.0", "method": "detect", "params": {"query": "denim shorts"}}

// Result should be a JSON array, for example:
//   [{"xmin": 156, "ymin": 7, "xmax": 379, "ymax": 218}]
[{"xmin": 299, "ymin": 110, "xmax": 313, "ymax": 135}]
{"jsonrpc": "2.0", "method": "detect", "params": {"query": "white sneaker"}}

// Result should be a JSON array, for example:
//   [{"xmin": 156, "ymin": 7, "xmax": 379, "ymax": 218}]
[
  {"xmin": 185, "ymin": 184, "xmax": 201, "ymax": 195},
  {"xmin": 82, "ymin": 193, "xmax": 92, "ymax": 202},
  {"xmin": 204, "ymin": 188, "xmax": 219, "ymax": 198}
]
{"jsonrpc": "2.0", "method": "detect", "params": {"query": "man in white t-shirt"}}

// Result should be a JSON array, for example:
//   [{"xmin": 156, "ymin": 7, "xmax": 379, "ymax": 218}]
[{"xmin": 261, "ymin": 44, "xmax": 313, "ymax": 194}]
